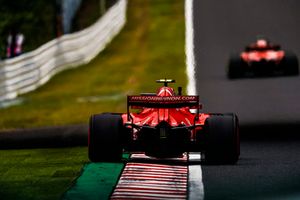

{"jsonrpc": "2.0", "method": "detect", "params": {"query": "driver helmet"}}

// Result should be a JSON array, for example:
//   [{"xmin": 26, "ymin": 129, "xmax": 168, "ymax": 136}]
[{"xmin": 256, "ymin": 39, "xmax": 268, "ymax": 48}]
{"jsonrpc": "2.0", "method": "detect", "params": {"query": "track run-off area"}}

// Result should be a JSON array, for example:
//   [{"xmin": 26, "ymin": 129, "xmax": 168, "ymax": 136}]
[{"xmin": 64, "ymin": 153, "xmax": 204, "ymax": 200}]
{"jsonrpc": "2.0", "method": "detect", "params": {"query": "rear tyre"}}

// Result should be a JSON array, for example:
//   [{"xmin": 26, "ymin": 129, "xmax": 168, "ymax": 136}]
[
  {"xmin": 283, "ymin": 52, "xmax": 299, "ymax": 75},
  {"xmin": 227, "ymin": 54, "xmax": 245, "ymax": 79},
  {"xmin": 204, "ymin": 114, "xmax": 240, "ymax": 164},
  {"xmin": 88, "ymin": 113, "xmax": 123, "ymax": 162}
]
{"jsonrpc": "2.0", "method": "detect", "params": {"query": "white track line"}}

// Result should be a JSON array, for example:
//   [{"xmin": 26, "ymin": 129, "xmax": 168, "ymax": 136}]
[
  {"xmin": 185, "ymin": 0, "xmax": 197, "ymax": 95},
  {"xmin": 188, "ymin": 153, "xmax": 204, "ymax": 200},
  {"xmin": 185, "ymin": 1, "xmax": 204, "ymax": 197}
]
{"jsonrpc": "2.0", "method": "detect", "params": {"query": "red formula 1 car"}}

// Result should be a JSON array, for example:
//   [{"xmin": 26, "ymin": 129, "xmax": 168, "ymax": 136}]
[
  {"xmin": 227, "ymin": 38, "xmax": 299, "ymax": 79},
  {"xmin": 88, "ymin": 79, "xmax": 240, "ymax": 164}
]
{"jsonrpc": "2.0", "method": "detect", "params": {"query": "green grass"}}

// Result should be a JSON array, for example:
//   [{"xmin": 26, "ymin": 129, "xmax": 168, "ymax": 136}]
[
  {"xmin": 0, "ymin": 147, "xmax": 88, "ymax": 200},
  {"xmin": 0, "ymin": 0, "xmax": 186, "ymax": 130}
]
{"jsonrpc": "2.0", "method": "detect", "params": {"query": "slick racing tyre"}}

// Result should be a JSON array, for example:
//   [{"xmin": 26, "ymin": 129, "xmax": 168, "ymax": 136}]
[
  {"xmin": 283, "ymin": 52, "xmax": 299, "ymax": 75},
  {"xmin": 227, "ymin": 54, "xmax": 245, "ymax": 79},
  {"xmin": 88, "ymin": 113, "xmax": 123, "ymax": 162},
  {"xmin": 204, "ymin": 114, "xmax": 240, "ymax": 164}
]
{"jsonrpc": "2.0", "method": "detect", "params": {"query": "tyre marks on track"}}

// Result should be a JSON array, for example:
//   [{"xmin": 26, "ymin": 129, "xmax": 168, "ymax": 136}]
[{"xmin": 110, "ymin": 153, "xmax": 188, "ymax": 199}]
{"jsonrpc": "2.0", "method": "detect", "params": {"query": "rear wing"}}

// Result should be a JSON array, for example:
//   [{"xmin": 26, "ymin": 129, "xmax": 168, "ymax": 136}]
[
  {"xmin": 127, "ymin": 95, "xmax": 200, "ymax": 108},
  {"xmin": 127, "ymin": 95, "xmax": 201, "ymax": 122}
]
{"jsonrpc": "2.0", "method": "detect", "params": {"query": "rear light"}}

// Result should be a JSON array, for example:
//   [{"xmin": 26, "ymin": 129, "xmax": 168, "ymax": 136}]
[{"xmin": 159, "ymin": 127, "xmax": 167, "ymax": 139}]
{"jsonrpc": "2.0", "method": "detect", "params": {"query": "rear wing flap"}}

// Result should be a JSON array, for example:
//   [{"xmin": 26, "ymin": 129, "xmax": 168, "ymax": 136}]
[
  {"xmin": 127, "ymin": 95, "xmax": 200, "ymax": 109},
  {"xmin": 127, "ymin": 95, "xmax": 201, "ymax": 122}
]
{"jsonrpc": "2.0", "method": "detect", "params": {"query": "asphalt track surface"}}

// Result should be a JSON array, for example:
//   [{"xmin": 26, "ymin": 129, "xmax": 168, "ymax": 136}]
[
  {"xmin": 193, "ymin": 0, "xmax": 300, "ymax": 199},
  {"xmin": 193, "ymin": 0, "xmax": 300, "ymax": 126}
]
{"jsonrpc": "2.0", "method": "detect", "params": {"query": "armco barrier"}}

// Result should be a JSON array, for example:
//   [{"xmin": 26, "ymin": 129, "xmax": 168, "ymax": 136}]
[{"xmin": 0, "ymin": 0, "xmax": 127, "ymax": 102}]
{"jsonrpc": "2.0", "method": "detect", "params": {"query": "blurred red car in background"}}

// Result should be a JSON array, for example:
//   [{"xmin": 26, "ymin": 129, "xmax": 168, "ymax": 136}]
[{"xmin": 228, "ymin": 38, "xmax": 299, "ymax": 78}]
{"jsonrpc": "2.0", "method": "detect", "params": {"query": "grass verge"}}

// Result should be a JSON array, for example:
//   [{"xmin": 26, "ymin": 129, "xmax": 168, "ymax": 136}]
[
  {"xmin": 0, "ymin": 0, "xmax": 185, "ymax": 130},
  {"xmin": 0, "ymin": 147, "xmax": 88, "ymax": 200}
]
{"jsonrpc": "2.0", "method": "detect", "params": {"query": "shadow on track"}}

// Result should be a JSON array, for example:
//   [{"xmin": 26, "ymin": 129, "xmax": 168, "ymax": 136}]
[
  {"xmin": 0, "ymin": 124, "xmax": 88, "ymax": 149},
  {"xmin": 240, "ymin": 123, "xmax": 300, "ymax": 141}
]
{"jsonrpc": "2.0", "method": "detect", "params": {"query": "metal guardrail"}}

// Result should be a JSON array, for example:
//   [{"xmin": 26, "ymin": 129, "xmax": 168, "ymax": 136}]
[{"xmin": 0, "ymin": 0, "xmax": 127, "ymax": 102}]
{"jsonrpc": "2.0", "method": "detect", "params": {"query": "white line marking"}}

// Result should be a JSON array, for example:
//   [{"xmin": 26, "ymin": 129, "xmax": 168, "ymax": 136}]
[
  {"xmin": 113, "ymin": 189, "xmax": 186, "ymax": 195},
  {"xmin": 188, "ymin": 153, "xmax": 205, "ymax": 200},
  {"xmin": 189, "ymin": 153, "xmax": 201, "ymax": 161},
  {"xmin": 117, "ymin": 181, "xmax": 187, "ymax": 186},
  {"xmin": 185, "ymin": 0, "xmax": 204, "ymax": 196},
  {"xmin": 130, "ymin": 153, "xmax": 188, "ymax": 161},
  {"xmin": 116, "ymin": 185, "xmax": 187, "ymax": 191},
  {"xmin": 185, "ymin": 0, "xmax": 197, "ymax": 95}
]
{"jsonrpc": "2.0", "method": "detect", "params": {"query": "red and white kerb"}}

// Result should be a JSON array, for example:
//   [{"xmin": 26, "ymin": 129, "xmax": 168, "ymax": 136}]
[{"xmin": 110, "ymin": 154, "xmax": 188, "ymax": 199}]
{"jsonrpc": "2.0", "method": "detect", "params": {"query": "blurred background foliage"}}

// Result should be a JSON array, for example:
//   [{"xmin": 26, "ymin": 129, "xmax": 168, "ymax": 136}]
[
  {"xmin": 0, "ymin": 0, "xmax": 56, "ymax": 56},
  {"xmin": 0, "ymin": 0, "xmax": 116, "ymax": 58}
]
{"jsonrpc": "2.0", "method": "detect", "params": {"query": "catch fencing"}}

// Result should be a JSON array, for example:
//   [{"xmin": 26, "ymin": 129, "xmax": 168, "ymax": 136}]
[{"xmin": 0, "ymin": 0, "xmax": 127, "ymax": 102}]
